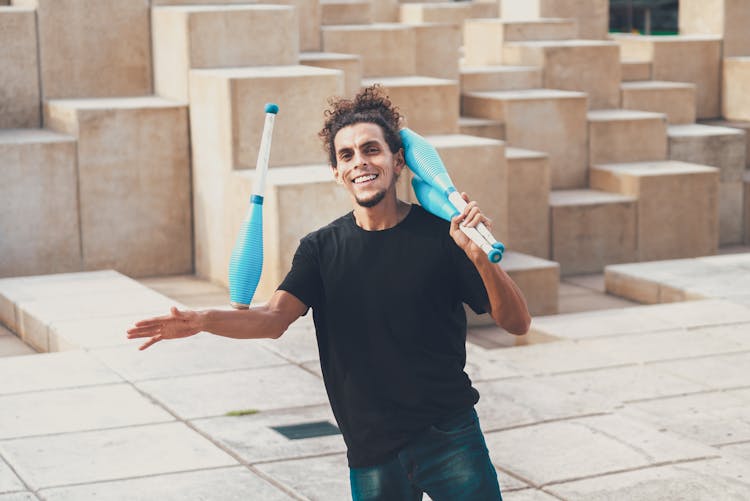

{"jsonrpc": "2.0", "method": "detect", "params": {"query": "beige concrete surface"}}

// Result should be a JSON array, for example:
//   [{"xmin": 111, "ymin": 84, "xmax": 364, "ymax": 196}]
[
  {"xmin": 588, "ymin": 109, "xmax": 668, "ymax": 165},
  {"xmin": 723, "ymin": 57, "xmax": 750, "ymax": 121},
  {"xmin": 699, "ymin": 119, "xmax": 750, "ymax": 169},
  {"xmin": 458, "ymin": 117, "xmax": 505, "ymax": 141},
  {"xmin": 460, "ymin": 65, "xmax": 542, "ymax": 93},
  {"xmin": 413, "ymin": 23, "xmax": 461, "ymax": 80},
  {"xmin": 620, "ymin": 60, "xmax": 651, "ymax": 81},
  {"xmin": 505, "ymin": 148, "xmax": 550, "ymax": 258},
  {"xmin": 299, "ymin": 52, "xmax": 363, "ymax": 98},
  {"xmin": 680, "ymin": 0, "xmax": 750, "ymax": 58},
  {"xmin": 322, "ymin": 23, "xmax": 416, "ymax": 77},
  {"xmin": 621, "ymin": 81, "xmax": 696, "ymax": 124},
  {"xmin": 500, "ymin": 0, "xmax": 609, "ymax": 39},
  {"xmin": 321, "ymin": 0, "xmax": 372, "ymax": 25},
  {"xmin": 0, "ymin": 8, "xmax": 39, "ymax": 128}
]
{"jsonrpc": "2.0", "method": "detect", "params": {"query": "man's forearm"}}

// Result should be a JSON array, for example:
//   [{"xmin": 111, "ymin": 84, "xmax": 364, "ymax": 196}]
[
  {"xmin": 472, "ymin": 251, "xmax": 531, "ymax": 335},
  {"xmin": 198, "ymin": 305, "xmax": 290, "ymax": 340}
]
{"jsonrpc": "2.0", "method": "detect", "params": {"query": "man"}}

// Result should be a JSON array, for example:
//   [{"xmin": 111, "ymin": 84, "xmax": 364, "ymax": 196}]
[{"xmin": 127, "ymin": 85, "xmax": 530, "ymax": 500}]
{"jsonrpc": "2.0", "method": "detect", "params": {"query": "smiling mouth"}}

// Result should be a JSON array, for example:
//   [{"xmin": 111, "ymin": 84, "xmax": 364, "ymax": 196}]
[{"xmin": 352, "ymin": 174, "xmax": 378, "ymax": 184}]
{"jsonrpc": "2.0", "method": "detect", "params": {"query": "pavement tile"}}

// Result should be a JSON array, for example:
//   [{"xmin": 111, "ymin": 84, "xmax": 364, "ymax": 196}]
[
  {"xmin": 92, "ymin": 334, "xmax": 288, "ymax": 381},
  {"xmin": 49, "ymin": 312, "xmax": 172, "ymax": 350},
  {"xmin": 257, "ymin": 325, "xmax": 319, "ymax": 364},
  {"xmin": 0, "ymin": 384, "xmax": 173, "ymax": 439},
  {"xmin": 697, "ymin": 322, "xmax": 750, "ymax": 349},
  {"xmin": 530, "ymin": 308, "xmax": 677, "ymax": 340},
  {"xmin": 39, "ymin": 466, "xmax": 291, "ymax": 500},
  {"xmin": 136, "ymin": 365, "xmax": 329, "ymax": 419},
  {"xmin": 557, "ymin": 292, "xmax": 638, "ymax": 315},
  {"xmin": 719, "ymin": 441, "xmax": 750, "ymax": 462},
  {"xmin": 475, "ymin": 378, "xmax": 612, "ymax": 432},
  {"xmin": 466, "ymin": 344, "xmax": 523, "ymax": 381},
  {"xmin": 562, "ymin": 274, "xmax": 606, "ymax": 292},
  {"xmin": 301, "ymin": 360, "xmax": 323, "ymax": 378},
  {"xmin": 546, "ymin": 457, "xmax": 750, "ymax": 500},
  {"xmin": 0, "ymin": 458, "xmax": 25, "ymax": 494},
  {"xmin": 0, "ymin": 351, "xmax": 121, "ymax": 396},
  {"xmin": 637, "ymin": 299, "xmax": 750, "ymax": 328},
  {"xmin": 536, "ymin": 364, "xmax": 710, "ymax": 404},
  {"xmin": 0, "ymin": 335, "xmax": 35, "ymax": 358},
  {"xmin": 0, "ymin": 494, "xmax": 36, "ymax": 501},
  {"xmin": 652, "ymin": 351, "xmax": 750, "ymax": 391},
  {"xmin": 496, "ymin": 469, "xmax": 530, "ymax": 492},
  {"xmin": 624, "ymin": 389, "xmax": 750, "ymax": 446},
  {"xmin": 191, "ymin": 405, "xmax": 346, "ymax": 464},
  {"xmin": 502, "ymin": 489, "xmax": 560, "ymax": 501},
  {"xmin": 0, "ymin": 422, "xmax": 237, "ymax": 489},
  {"xmin": 485, "ymin": 414, "xmax": 717, "ymax": 486},
  {"xmin": 254, "ymin": 453, "xmax": 351, "ymax": 501}
]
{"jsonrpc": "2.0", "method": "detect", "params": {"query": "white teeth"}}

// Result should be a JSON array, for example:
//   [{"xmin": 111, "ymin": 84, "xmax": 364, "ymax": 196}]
[{"xmin": 353, "ymin": 174, "xmax": 377, "ymax": 184}]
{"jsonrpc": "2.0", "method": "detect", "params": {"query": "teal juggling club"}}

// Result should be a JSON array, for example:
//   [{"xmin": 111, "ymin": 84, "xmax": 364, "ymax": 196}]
[
  {"xmin": 228, "ymin": 103, "xmax": 279, "ymax": 309},
  {"xmin": 411, "ymin": 175, "xmax": 503, "ymax": 263}
]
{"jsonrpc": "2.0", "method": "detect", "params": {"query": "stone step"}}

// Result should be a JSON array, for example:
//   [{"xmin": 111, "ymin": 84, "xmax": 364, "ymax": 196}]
[
  {"xmin": 152, "ymin": 4, "xmax": 299, "ymax": 101},
  {"xmin": 13, "ymin": 0, "xmax": 151, "ymax": 99},
  {"xmin": 679, "ymin": 0, "xmax": 750, "ymax": 58},
  {"xmin": 591, "ymin": 161, "xmax": 720, "ymax": 261},
  {"xmin": 299, "ymin": 52, "xmax": 362, "ymax": 98},
  {"xmin": 463, "ymin": 18, "xmax": 578, "ymax": 66},
  {"xmin": 667, "ymin": 124, "xmax": 747, "ymax": 245},
  {"xmin": 0, "ymin": 129, "xmax": 79, "ymax": 279},
  {"xmin": 0, "ymin": 7, "xmax": 39, "ymax": 128},
  {"xmin": 500, "ymin": 0, "xmax": 609, "ymax": 39},
  {"xmin": 363, "ymin": 76, "xmax": 459, "ymax": 134},
  {"xmin": 621, "ymin": 60, "xmax": 651, "ymax": 82},
  {"xmin": 587, "ymin": 109, "xmax": 668, "ymax": 166},
  {"xmin": 412, "ymin": 23, "xmax": 461, "ymax": 80},
  {"xmin": 400, "ymin": 0, "xmax": 498, "ymax": 30},
  {"xmin": 321, "ymin": 0, "xmax": 372, "ymax": 26},
  {"xmin": 505, "ymin": 148, "xmax": 550, "ymax": 259},
  {"xmin": 322, "ymin": 23, "xmax": 416, "ymax": 77},
  {"xmin": 746, "ymin": 171, "xmax": 750, "ymax": 245},
  {"xmin": 549, "ymin": 189, "xmax": 638, "ymax": 276},
  {"xmin": 44, "ymin": 97, "xmax": 192, "ymax": 278},
  {"xmin": 621, "ymin": 81, "xmax": 696, "ymax": 125},
  {"xmin": 722, "ymin": 57, "xmax": 750, "ymax": 122},
  {"xmin": 699, "ymin": 119, "xmax": 750, "ymax": 170},
  {"xmin": 458, "ymin": 117, "xmax": 505, "ymax": 141},
  {"xmin": 188, "ymin": 65, "xmax": 343, "ymax": 281},
  {"xmin": 459, "ymin": 65, "xmax": 542, "ymax": 93},
  {"xmin": 502, "ymin": 40, "xmax": 621, "ymax": 109},
  {"xmin": 462, "ymin": 89, "xmax": 588, "ymax": 189},
  {"xmin": 612, "ymin": 34, "xmax": 722, "ymax": 119}
]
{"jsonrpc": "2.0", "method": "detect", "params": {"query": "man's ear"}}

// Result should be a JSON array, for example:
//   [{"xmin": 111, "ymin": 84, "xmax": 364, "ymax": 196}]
[{"xmin": 394, "ymin": 148, "xmax": 406, "ymax": 177}]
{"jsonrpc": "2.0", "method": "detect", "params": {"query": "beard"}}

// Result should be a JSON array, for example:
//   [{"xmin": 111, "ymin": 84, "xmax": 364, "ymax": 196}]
[{"xmin": 355, "ymin": 189, "xmax": 387, "ymax": 208}]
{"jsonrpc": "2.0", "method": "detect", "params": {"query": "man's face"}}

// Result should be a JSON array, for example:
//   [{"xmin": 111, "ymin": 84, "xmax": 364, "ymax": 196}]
[{"xmin": 332, "ymin": 122, "xmax": 404, "ymax": 208}]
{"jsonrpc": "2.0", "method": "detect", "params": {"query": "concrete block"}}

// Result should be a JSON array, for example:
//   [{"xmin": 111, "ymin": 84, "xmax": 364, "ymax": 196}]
[
  {"xmin": 746, "ymin": 171, "xmax": 750, "ymax": 245},
  {"xmin": 152, "ymin": 5, "xmax": 299, "ymax": 101},
  {"xmin": 400, "ymin": 2, "xmax": 472, "ymax": 27},
  {"xmin": 462, "ymin": 89, "xmax": 589, "ymax": 189},
  {"xmin": 621, "ymin": 81, "xmax": 697, "ymax": 125},
  {"xmin": 267, "ymin": 0, "xmax": 320, "ymax": 51},
  {"xmin": 460, "ymin": 65, "xmax": 542, "ymax": 93},
  {"xmin": 12, "ymin": 0, "xmax": 151, "ymax": 99},
  {"xmin": 718, "ymin": 181, "xmax": 745, "ymax": 245},
  {"xmin": 591, "ymin": 161, "xmax": 720, "ymax": 261},
  {"xmin": 505, "ymin": 147, "xmax": 550, "ymax": 258},
  {"xmin": 500, "ymin": 0, "xmax": 609, "ymax": 39},
  {"xmin": 503, "ymin": 40, "xmax": 621, "ymax": 109},
  {"xmin": 620, "ymin": 60, "xmax": 651, "ymax": 82},
  {"xmin": 413, "ymin": 23, "xmax": 461, "ymax": 80},
  {"xmin": 363, "ymin": 77, "xmax": 459, "ymax": 134},
  {"xmin": 588, "ymin": 109, "xmax": 668, "ymax": 165},
  {"xmin": 723, "ymin": 57, "xmax": 750, "ymax": 121},
  {"xmin": 667, "ymin": 124, "xmax": 746, "ymax": 182},
  {"xmin": 371, "ymin": 0, "xmax": 398, "ymax": 22},
  {"xmin": 679, "ymin": 0, "xmax": 750, "ymax": 57},
  {"xmin": 44, "ymin": 98, "xmax": 192, "ymax": 277},
  {"xmin": 0, "ymin": 8, "xmax": 39, "ymax": 128},
  {"xmin": 322, "ymin": 23, "xmax": 416, "ymax": 77},
  {"xmin": 321, "ymin": 0, "xmax": 372, "ymax": 25},
  {"xmin": 463, "ymin": 18, "xmax": 578, "ymax": 66},
  {"xmin": 458, "ymin": 117, "xmax": 505, "ymax": 141},
  {"xmin": 549, "ymin": 190, "xmax": 638, "ymax": 276},
  {"xmin": 299, "ymin": 52, "xmax": 362, "ymax": 98},
  {"xmin": 613, "ymin": 34, "xmax": 722, "ymax": 119},
  {"xmin": 699, "ymin": 119, "xmax": 750, "ymax": 169},
  {"xmin": 500, "ymin": 251, "xmax": 559, "ymax": 316},
  {"xmin": 0, "ymin": 130, "xmax": 80, "ymax": 278}
]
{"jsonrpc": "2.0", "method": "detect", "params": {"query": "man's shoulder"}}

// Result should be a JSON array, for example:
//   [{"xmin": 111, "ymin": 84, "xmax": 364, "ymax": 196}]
[{"xmin": 300, "ymin": 212, "xmax": 353, "ymax": 244}]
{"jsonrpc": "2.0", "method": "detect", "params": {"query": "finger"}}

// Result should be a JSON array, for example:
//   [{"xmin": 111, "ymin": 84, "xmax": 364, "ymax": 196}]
[
  {"xmin": 170, "ymin": 306, "xmax": 180, "ymax": 317},
  {"xmin": 139, "ymin": 335, "xmax": 162, "ymax": 351},
  {"xmin": 134, "ymin": 315, "xmax": 172, "ymax": 327},
  {"xmin": 127, "ymin": 326, "xmax": 162, "ymax": 338}
]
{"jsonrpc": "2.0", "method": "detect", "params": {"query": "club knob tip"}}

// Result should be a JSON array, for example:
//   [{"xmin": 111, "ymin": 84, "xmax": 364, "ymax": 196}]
[{"xmin": 265, "ymin": 103, "xmax": 279, "ymax": 114}]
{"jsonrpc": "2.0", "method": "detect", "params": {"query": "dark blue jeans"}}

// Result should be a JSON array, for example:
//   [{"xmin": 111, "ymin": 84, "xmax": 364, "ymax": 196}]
[{"xmin": 349, "ymin": 408, "xmax": 503, "ymax": 500}]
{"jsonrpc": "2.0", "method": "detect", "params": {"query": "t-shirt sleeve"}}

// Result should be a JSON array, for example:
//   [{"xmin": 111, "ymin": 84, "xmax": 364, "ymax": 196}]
[
  {"xmin": 448, "ymin": 237, "xmax": 490, "ymax": 315},
  {"xmin": 277, "ymin": 237, "xmax": 323, "ymax": 311}
]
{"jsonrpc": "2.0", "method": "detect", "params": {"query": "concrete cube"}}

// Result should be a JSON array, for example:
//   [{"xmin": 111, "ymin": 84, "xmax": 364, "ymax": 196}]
[
  {"xmin": 613, "ymin": 34, "xmax": 722, "ymax": 119},
  {"xmin": 745, "ymin": 171, "xmax": 750, "ymax": 245},
  {"xmin": 413, "ymin": 23, "xmax": 461, "ymax": 80},
  {"xmin": 503, "ymin": 40, "xmax": 621, "ymax": 110},
  {"xmin": 322, "ymin": 24, "xmax": 416, "ymax": 77},
  {"xmin": 505, "ymin": 148, "xmax": 550, "ymax": 258},
  {"xmin": 364, "ymin": 77, "xmax": 459, "ymax": 135},
  {"xmin": 501, "ymin": 251, "xmax": 559, "ymax": 316},
  {"xmin": 699, "ymin": 119, "xmax": 750, "ymax": 169},
  {"xmin": 723, "ymin": 57, "xmax": 750, "ymax": 122},
  {"xmin": 0, "ymin": 130, "xmax": 80, "ymax": 278},
  {"xmin": 458, "ymin": 117, "xmax": 505, "ymax": 141},
  {"xmin": 679, "ymin": 0, "xmax": 750, "ymax": 58},
  {"xmin": 460, "ymin": 65, "xmax": 542, "ymax": 93},
  {"xmin": 267, "ymin": 0, "xmax": 320, "ymax": 51},
  {"xmin": 667, "ymin": 124, "xmax": 746, "ymax": 182},
  {"xmin": 549, "ymin": 190, "xmax": 638, "ymax": 276},
  {"xmin": 463, "ymin": 18, "xmax": 577, "ymax": 66},
  {"xmin": 321, "ymin": 0, "xmax": 372, "ymax": 25},
  {"xmin": 0, "ymin": 8, "xmax": 39, "ymax": 128},
  {"xmin": 12, "ymin": 0, "xmax": 151, "ymax": 99},
  {"xmin": 621, "ymin": 81, "xmax": 696, "ymax": 125},
  {"xmin": 299, "ymin": 52, "xmax": 362, "ymax": 98},
  {"xmin": 400, "ymin": 2, "xmax": 472, "ymax": 27},
  {"xmin": 152, "ymin": 5, "xmax": 299, "ymax": 101},
  {"xmin": 591, "ymin": 161, "xmax": 720, "ymax": 261},
  {"xmin": 718, "ymin": 181, "xmax": 745, "ymax": 245},
  {"xmin": 500, "ymin": 0, "xmax": 609, "ymax": 39},
  {"xmin": 44, "ymin": 98, "xmax": 192, "ymax": 277},
  {"xmin": 621, "ymin": 61, "xmax": 651, "ymax": 82},
  {"xmin": 462, "ymin": 89, "xmax": 589, "ymax": 189},
  {"xmin": 372, "ymin": 0, "xmax": 398, "ymax": 22},
  {"xmin": 588, "ymin": 110, "xmax": 668, "ymax": 166}
]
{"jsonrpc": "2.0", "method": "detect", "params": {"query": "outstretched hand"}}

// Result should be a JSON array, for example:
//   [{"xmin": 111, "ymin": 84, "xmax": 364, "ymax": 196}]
[
  {"xmin": 449, "ymin": 192, "xmax": 492, "ymax": 259},
  {"xmin": 126, "ymin": 306, "xmax": 202, "ymax": 350}
]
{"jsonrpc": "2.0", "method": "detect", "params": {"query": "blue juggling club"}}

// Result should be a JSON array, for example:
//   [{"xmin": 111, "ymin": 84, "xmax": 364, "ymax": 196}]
[{"xmin": 228, "ymin": 103, "xmax": 279, "ymax": 309}]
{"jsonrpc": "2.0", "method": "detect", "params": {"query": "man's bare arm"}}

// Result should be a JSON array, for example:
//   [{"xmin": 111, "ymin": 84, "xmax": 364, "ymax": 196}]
[{"xmin": 126, "ymin": 290, "xmax": 308, "ymax": 350}]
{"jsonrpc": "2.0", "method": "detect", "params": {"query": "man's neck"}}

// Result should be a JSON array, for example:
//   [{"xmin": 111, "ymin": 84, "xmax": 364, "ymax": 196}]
[{"xmin": 352, "ymin": 196, "xmax": 411, "ymax": 231}]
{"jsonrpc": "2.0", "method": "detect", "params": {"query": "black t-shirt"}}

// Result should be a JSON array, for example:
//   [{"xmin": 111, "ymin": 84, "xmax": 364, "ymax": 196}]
[{"xmin": 278, "ymin": 204, "xmax": 489, "ymax": 467}]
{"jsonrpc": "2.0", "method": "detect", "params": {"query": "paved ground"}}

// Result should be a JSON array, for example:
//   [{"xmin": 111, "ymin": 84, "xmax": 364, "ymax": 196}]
[{"xmin": 0, "ymin": 251, "xmax": 749, "ymax": 500}]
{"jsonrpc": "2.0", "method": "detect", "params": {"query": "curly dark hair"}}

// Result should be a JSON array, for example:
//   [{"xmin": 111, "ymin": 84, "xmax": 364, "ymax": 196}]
[{"xmin": 319, "ymin": 84, "xmax": 402, "ymax": 167}]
